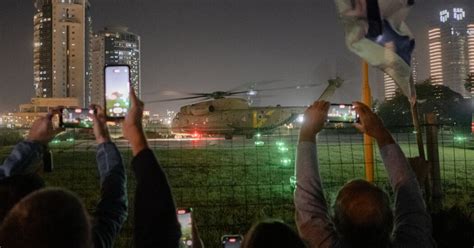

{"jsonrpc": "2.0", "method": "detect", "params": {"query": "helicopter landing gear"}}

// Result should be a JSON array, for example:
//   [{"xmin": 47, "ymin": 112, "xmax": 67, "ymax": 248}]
[{"xmin": 224, "ymin": 134, "xmax": 233, "ymax": 140}]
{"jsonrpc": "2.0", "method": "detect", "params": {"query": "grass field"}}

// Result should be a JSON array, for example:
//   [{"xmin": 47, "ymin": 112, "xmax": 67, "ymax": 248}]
[{"xmin": 0, "ymin": 132, "xmax": 473, "ymax": 247}]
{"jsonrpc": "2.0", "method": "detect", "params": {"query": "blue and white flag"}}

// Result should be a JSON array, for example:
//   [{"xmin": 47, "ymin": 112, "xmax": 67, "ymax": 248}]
[{"xmin": 335, "ymin": 0, "xmax": 416, "ymax": 101}]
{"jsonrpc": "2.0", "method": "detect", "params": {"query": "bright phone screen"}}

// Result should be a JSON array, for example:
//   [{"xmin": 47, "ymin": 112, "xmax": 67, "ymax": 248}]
[
  {"xmin": 105, "ymin": 65, "xmax": 130, "ymax": 118},
  {"xmin": 327, "ymin": 104, "xmax": 358, "ymax": 123},
  {"xmin": 61, "ymin": 108, "xmax": 94, "ymax": 128},
  {"xmin": 177, "ymin": 210, "xmax": 193, "ymax": 248}
]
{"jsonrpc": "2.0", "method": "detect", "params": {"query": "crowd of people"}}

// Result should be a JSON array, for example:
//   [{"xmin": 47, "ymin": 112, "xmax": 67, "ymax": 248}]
[{"xmin": 0, "ymin": 89, "xmax": 440, "ymax": 247}]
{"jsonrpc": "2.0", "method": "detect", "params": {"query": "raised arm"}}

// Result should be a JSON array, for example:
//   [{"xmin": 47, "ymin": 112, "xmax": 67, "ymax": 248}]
[
  {"xmin": 353, "ymin": 101, "xmax": 435, "ymax": 247},
  {"xmin": 90, "ymin": 105, "xmax": 128, "ymax": 248},
  {"xmin": 294, "ymin": 101, "xmax": 337, "ymax": 247},
  {"xmin": 0, "ymin": 114, "xmax": 58, "ymax": 179},
  {"xmin": 123, "ymin": 89, "xmax": 181, "ymax": 247}
]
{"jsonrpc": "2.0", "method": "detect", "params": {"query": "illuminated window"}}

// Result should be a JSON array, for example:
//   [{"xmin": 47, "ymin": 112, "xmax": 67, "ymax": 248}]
[
  {"xmin": 440, "ymin": 9, "xmax": 449, "ymax": 23},
  {"xmin": 453, "ymin": 8, "xmax": 465, "ymax": 21}
]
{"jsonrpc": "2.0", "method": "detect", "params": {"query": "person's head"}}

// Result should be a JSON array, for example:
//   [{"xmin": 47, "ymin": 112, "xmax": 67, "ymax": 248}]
[
  {"xmin": 431, "ymin": 206, "xmax": 474, "ymax": 248},
  {"xmin": 0, "ymin": 174, "xmax": 45, "ymax": 222},
  {"xmin": 241, "ymin": 219, "xmax": 306, "ymax": 248},
  {"xmin": 0, "ymin": 188, "xmax": 92, "ymax": 248},
  {"xmin": 333, "ymin": 179, "xmax": 393, "ymax": 248}
]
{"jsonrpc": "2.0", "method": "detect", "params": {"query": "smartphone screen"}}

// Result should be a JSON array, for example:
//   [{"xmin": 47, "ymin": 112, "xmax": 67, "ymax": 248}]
[
  {"xmin": 327, "ymin": 104, "xmax": 359, "ymax": 123},
  {"xmin": 222, "ymin": 235, "xmax": 242, "ymax": 248},
  {"xmin": 105, "ymin": 65, "xmax": 131, "ymax": 118},
  {"xmin": 177, "ymin": 208, "xmax": 193, "ymax": 248},
  {"xmin": 60, "ymin": 108, "xmax": 94, "ymax": 128}
]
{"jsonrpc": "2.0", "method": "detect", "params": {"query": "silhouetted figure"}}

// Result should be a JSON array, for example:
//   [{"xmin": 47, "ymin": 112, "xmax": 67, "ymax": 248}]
[
  {"xmin": 294, "ymin": 101, "xmax": 435, "ymax": 248},
  {"xmin": 0, "ymin": 109, "xmax": 128, "ymax": 248},
  {"xmin": 122, "ymin": 89, "xmax": 181, "ymax": 247},
  {"xmin": 241, "ymin": 219, "xmax": 306, "ymax": 248}
]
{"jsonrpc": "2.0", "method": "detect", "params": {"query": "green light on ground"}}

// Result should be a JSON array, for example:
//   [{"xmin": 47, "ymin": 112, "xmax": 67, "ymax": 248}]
[
  {"xmin": 67, "ymin": 138, "xmax": 74, "ymax": 142},
  {"xmin": 278, "ymin": 146, "xmax": 289, "ymax": 152},
  {"xmin": 454, "ymin": 136, "xmax": 467, "ymax": 142},
  {"xmin": 276, "ymin": 141, "xmax": 285, "ymax": 147},
  {"xmin": 51, "ymin": 140, "xmax": 60, "ymax": 144},
  {"xmin": 254, "ymin": 141, "xmax": 265, "ymax": 146},
  {"xmin": 280, "ymin": 158, "xmax": 291, "ymax": 166},
  {"xmin": 255, "ymin": 133, "xmax": 262, "ymax": 138}
]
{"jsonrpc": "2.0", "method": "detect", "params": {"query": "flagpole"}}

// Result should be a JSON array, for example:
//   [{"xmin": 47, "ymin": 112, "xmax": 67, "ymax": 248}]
[{"xmin": 362, "ymin": 61, "xmax": 374, "ymax": 182}]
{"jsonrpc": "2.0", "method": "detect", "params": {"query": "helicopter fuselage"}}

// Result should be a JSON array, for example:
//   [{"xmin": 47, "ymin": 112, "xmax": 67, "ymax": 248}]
[{"xmin": 171, "ymin": 98, "xmax": 305, "ymax": 139}]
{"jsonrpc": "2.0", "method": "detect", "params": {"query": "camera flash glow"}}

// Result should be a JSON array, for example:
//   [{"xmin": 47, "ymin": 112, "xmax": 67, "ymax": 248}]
[{"xmin": 296, "ymin": 114, "xmax": 304, "ymax": 123}]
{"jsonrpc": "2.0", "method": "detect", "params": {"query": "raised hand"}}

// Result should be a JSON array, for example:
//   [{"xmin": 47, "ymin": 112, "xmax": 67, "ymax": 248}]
[
  {"xmin": 90, "ymin": 105, "xmax": 111, "ymax": 144},
  {"xmin": 353, "ymin": 101, "xmax": 394, "ymax": 147},
  {"xmin": 299, "ymin": 101, "xmax": 330, "ymax": 143},
  {"xmin": 122, "ymin": 88, "xmax": 148, "ymax": 155},
  {"xmin": 27, "ymin": 110, "xmax": 62, "ymax": 144}
]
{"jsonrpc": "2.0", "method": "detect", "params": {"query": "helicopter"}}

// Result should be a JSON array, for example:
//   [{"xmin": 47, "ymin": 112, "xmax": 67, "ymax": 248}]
[{"xmin": 146, "ymin": 78, "xmax": 344, "ymax": 140}]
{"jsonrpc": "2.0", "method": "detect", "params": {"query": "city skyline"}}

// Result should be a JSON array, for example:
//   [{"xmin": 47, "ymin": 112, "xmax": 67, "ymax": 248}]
[
  {"xmin": 383, "ymin": 55, "xmax": 419, "ymax": 100},
  {"xmin": 428, "ymin": 5, "xmax": 474, "ymax": 98},
  {"xmin": 33, "ymin": 0, "xmax": 92, "ymax": 107},
  {"xmin": 91, "ymin": 26, "xmax": 141, "ymax": 106},
  {"xmin": 0, "ymin": 0, "xmax": 471, "ymax": 114}
]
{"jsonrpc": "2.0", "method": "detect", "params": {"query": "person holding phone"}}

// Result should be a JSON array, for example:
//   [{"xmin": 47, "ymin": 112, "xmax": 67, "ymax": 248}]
[
  {"xmin": 0, "ymin": 113, "xmax": 59, "ymax": 222},
  {"xmin": 0, "ymin": 107, "xmax": 128, "ymax": 248},
  {"xmin": 294, "ymin": 101, "xmax": 435, "ymax": 247},
  {"xmin": 123, "ymin": 88, "xmax": 181, "ymax": 247}
]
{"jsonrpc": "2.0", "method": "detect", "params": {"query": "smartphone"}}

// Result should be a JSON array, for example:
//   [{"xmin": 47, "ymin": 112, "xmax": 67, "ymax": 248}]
[
  {"xmin": 104, "ymin": 65, "xmax": 131, "ymax": 119},
  {"xmin": 177, "ymin": 208, "xmax": 193, "ymax": 248},
  {"xmin": 327, "ymin": 104, "xmax": 359, "ymax": 123},
  {"xmin": 59, "ymin": 108, "xmax": 94, "ymax": 128},
  {"xmin": 221, "ymin": 235, "xmax": 243, "ymax": 248}
]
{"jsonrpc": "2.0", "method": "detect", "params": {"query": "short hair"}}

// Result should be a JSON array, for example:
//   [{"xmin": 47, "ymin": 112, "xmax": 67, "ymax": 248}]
[
  {"xmin": 241, "ymin": 219, "xmax": 306, "ymax": 248},
  {"xmin": 0, "ymin": 174, "xmax": 45, "ymax": 222},
  {"xmin": 333, "ymin": 179, "xmax": 393, "ymax": 248},
  {"xmin": 0, "ymin": 188, "xmax": 92, "ymax": 248}
]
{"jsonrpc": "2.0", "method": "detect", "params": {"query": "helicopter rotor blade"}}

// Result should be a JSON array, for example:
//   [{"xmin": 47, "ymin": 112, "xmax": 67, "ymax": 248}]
[
  {"xmin": 255, "ymin": 83, "xmax": 322, "ymax": 92},
  {"xmin": 145, "ymin": 95, "xmax": 207, "ymax": 103},
  {"xmin": 143, "ymin": 90, "xmax": 197, "ymax": 96},
  {"xmin": 225, "ymin": 90, "xmax": 251, "ymax": 96},
  {"xmin": 227, "ymin": 79, "xmax": 282, "ymax": 93}
]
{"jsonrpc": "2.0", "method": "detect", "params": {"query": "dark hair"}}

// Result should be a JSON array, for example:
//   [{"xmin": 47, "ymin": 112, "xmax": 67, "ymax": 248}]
[
  {"xmin": 431, "ymin": 206, "xmax": 474, "ymax": 248},
  {"xmin": 241, "ymin": 219, "xmax": 306, "ymax": 248},
  {"xmin": 0, "ymin": 174, "xmax": 45, "ymax": 222},
  {"xmin": 333, "ymin": 179, "xmax": 393, "ymax": 248},
  {"xmin": 0, "ymin": 188, "xmax": 92, "ymax": 248}
]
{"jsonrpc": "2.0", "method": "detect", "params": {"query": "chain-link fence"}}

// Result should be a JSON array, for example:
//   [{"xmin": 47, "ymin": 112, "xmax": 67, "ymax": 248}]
[{"xmin": 1, "ymin": 124, "xmax": 473, "ymax": 247}]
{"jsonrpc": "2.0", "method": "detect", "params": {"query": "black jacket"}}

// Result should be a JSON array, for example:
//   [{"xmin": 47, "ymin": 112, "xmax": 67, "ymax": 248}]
[{"xmin": 132, "ymin": 148, "xmax": 181, "ymax": 247}]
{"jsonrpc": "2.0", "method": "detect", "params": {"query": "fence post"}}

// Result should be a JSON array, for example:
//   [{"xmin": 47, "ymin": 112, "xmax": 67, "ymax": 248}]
[
  {"xmin": 361, "ymin": 61, "xmax": 374, "ymax": 182},
  {"xmin": 425, "ymin": 113, "xmax": 442, "ymax": 211}
]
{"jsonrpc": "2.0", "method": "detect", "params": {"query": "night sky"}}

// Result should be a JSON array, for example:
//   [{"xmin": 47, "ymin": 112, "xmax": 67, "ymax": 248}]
[{"xmin": 0, "ymin": 0, "xmax": 470, "ymax": 114}]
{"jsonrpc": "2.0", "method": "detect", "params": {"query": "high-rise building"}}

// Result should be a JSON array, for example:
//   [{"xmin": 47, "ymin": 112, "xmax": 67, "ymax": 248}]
[
  {"xmin": 383, "ymin": 55, "xmax": 418, "ymax": 100},
  {"xmin": 428, "ymin": 6, "xmax": 474, "ymax": 98},
  {"xmin": 90, "ymin": 26, "xmax": 141, "ymax": 105},
  {"xmin": 468, "ymin": 24, "xmax": 474, "ymax": 96},
  {"xmin": 33, "ymin": 0, "xmax": 92, "ymax": 107},
  {"xmin": 383, "ymin": 73, "xmax": 396, "ymax": 100}
]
